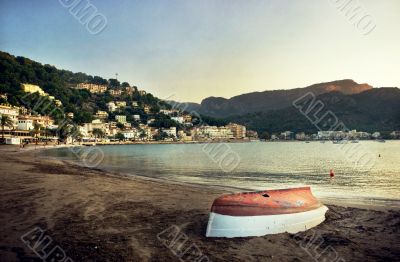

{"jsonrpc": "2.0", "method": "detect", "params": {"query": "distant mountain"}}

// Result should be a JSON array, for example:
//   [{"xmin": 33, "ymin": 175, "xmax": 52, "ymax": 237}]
[
  {"xmin": 226, "ymin": 88, "xmax": 400, "ymax": 134},
  {"xmin": 169, "ymin": 80, "xmax": 372, "ymax": 118}
]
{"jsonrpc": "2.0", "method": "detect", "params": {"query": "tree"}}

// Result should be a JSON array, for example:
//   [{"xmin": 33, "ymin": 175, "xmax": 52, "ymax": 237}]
[
  {"xmin": 92, "ymin": 128, "xmax": 104, "ymax": 141},
  {"xmin": 153, "ymin": 131, "xmax": 168, "ymax": 141},
  {"xmin": 69, "ymin": 125, "xmax": 82, "ymax": 143},
  {"xmin": 1, "ymin": 115, "xmax": 14, "ymax": 140},
  {"xmin": 121, "ymin": 82, "xmax": 130, "ymax": 88},
  {"xmin": 139, "ymin": 130, "xmax": 147, "ymax": 140},
  {"xmin": 116, "ymin": 122, "xmax": 124, "ymax": 129},
  {"xmin": 108, "ymin": 78, "xmax": 120, "ymax": 88},
  {"xmin": 259, "ymin": 131, "xmax": 270, "ymax": 140},
  {"xmin": 115, "ymin": 132, "xmax": 125, "ymax": 141},
  {"xmin": 32, "ymin": 122, "xmax": 42, "ymax": 143}
]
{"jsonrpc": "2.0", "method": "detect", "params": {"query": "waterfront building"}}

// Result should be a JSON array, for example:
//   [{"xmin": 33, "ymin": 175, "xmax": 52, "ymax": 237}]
[
  {"xmin": 317, "ymin": 131, "xmax": 333, "ymax": 140},
  {"xmin": 0, "ymin": 104, "xmax": 19, "ymax": 128},
  {"xmin": 162, "ymin": 126, "xmax": 177, "ymax": 138},
  {"xmin": 391, "ymin": 131, "xmax": 400, "ymax": 139},
  {"xmin": 246, "ymin": 130, "xmax": 259, "ymax": 139},
  {"xmin": 177, "ymin": 130, "xmax": 192, "ymax": 141},
  {"xmin": 17, "ymin": 118, "xmax": 34, "ymax": 131},
  {"xmin": 195, "ymin": 126, "xmax": 234, "ymax": 140},
  {"xmin": 131, "ymin": 101, "xmax": 139, "ymax": 107},
  {"xmin": 83, "ymin": 119, "xmax": 107, "ymax": 135},
  {"xmin": 17, "ymin": 115, "xmax": 54, "ymax": 131},
  {"xmin": 281, "ymin": 131, "xmax": 294, "ymax": 140},
  {"xmin": 121, "ymin": 129, "xmax": 138, "ymax": 140},
  {"xmin": 227, "ymin": 123, "xmax": 246, "ymax": 139},
  {"xmin": 372, "ymin": 132, "xmax": 381, "ymax": 139},
  {"xmin": 295, "ymin": 132, "xmax": 306, "ymax": 140}
]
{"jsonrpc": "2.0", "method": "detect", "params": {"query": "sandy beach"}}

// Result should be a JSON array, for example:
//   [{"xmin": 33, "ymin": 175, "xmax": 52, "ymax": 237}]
[{"xmin": 0, "ymin": 145, "xmax": 399, "ymax": 262}]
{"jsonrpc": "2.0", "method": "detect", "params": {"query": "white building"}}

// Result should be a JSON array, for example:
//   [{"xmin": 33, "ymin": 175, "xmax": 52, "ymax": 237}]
[
  {"xmin": 17, "ymin": 118, "xmax": 34, "ymax": 131},
  {"xmin": 372, "ymin": 132, "xmax": 381, "ymax": 139},
  {"xmin": 317, "ymin": 131, "xmax": 333, "ymax": 140},
  {"xmin": 0, "ymin": 104, "xmax": 19, "ymax": 128},
  {"xmin": 171, "ymin": 116, "xmax": 184, "ymax": 124},
  {"xmin": 195, "ymin": 126, "xmax": 233, "ymax": 139},
  {"xmin": 122, "ymin": 129, "xmax": 139, "ymax": 140},
  {"xmin": 107, "ymin": 102, "xmax": 116, "ymax": 112},
  {"xmin": 162, "ymin": 127, "xmax": 177, "ymax": 138},
  {"xmin": 133, "ymin": 114, "xmax": 141, "ymax": 121},
  {"xmin": 83, "ymin": 119, "xmax": 107, "ymax": 136}
]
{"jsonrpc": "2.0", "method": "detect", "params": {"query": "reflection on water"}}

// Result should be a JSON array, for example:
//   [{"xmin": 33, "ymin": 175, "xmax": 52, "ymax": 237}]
[{"xmin": 42, "ymin": 141, "xmax": 400, "ymax": 207}]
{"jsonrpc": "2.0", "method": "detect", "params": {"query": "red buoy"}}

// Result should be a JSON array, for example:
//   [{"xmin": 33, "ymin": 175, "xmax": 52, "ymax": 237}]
[{"xmin": 329, "ymin": 169, "xmax": 335, "ymax": 178}]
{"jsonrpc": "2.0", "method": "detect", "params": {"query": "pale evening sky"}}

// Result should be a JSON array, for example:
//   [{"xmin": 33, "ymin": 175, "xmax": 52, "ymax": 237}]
[{"xmin": 0, "ymin": 0, "xmax": 399, "ymax": 102}]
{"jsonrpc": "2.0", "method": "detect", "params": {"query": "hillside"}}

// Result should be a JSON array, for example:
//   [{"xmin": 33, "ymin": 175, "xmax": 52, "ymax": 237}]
[
  {"xmin": 0, "ymin": 51, "xmax": 174, "ymax": 125},
  {"xmin": 170, "ymin": 80, "xmax": 372, "ymax": 118},
  {"xmin": 226, "ymin": 88, "xmax": 400, "ymax": 134}
]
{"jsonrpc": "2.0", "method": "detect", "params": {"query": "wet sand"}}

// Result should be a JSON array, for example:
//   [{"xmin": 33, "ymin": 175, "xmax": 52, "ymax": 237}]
[{"xmin": 0, "ymin": 145, "xmax": 399, "ymax": 261}]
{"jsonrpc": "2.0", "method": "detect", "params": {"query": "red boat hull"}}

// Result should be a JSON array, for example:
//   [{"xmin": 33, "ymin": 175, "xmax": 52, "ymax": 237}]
[{"xmin": 211, "ymin": 186, "xmax": 323, "ymax": 216}]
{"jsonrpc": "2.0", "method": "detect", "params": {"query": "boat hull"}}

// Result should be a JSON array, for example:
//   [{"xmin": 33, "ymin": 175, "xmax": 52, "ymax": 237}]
[
  {"xmin": 206, "ymin": 187, "xmax": 328, "ymax": 238},
  {"xmin": 206, "ymin": 205, "xmax": 328, "ymax": 237}
]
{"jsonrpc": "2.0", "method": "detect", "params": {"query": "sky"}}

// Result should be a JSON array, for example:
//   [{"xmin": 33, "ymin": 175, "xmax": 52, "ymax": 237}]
[{"xmin": 1, "ymin": 0, "xmax": 399, "ymax": 102}]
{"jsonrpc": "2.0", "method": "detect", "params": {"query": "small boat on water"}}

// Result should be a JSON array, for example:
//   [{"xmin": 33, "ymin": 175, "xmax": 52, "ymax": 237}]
[
  {"xmin": 377, "ymin": 139, "xmax": 386, "ymax": 143},
  {"xmin": 206, "ymin": 187, "xmax": 328, "ymax": 238}
]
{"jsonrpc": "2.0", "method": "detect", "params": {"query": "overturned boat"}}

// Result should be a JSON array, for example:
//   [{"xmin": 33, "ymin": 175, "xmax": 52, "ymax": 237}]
[{"xmin": 206, "ymin": 186, "xmax": 328, "ymax": 238}]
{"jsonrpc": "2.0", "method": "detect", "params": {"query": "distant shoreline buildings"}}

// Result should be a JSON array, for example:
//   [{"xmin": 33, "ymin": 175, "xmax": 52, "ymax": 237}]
[{"xmin": 0, "ymin": 82, "xmax": 399, "ymax": 145}]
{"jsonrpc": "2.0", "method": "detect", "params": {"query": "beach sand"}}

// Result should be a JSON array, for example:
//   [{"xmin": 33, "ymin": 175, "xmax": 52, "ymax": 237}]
[{"xmin": 0, "ymin": 145, "xmax": 399, "ymax": 261}]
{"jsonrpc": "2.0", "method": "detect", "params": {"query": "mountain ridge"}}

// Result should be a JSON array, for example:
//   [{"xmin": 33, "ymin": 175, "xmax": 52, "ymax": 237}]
[
  {"xmin": 169, "ymin": 79, "xmax": 373, "ymax": 117},
  {"xmin": 225, "ymin": 87, "xmax": 400, "ymax": 134}
]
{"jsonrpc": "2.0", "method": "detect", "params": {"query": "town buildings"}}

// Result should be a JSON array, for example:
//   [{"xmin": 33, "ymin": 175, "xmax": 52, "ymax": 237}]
[{"xmin": 75, "ymin": 83, "xmax": 107, "ymax": 93}]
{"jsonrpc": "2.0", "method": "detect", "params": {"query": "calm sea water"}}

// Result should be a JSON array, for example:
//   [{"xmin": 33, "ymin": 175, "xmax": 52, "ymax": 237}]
[{"xmin": 42, "ymin": 141, "xmax": 400, "ymax": 207}]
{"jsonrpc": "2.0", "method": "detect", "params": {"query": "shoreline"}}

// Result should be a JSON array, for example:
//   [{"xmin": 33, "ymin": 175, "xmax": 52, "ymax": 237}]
[
  {"xmin": 1, "ymin": 145, "xmax": 399, "ymax": 261},
  {"xmin": 35, "ymin": 144, "xmax": 400, "ymax": 211}
]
